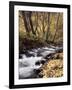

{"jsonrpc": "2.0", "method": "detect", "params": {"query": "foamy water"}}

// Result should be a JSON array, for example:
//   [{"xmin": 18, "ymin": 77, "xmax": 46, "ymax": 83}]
[{"xmin": 19, "ymin": 46, "xmax": 62, "ymax": 79}]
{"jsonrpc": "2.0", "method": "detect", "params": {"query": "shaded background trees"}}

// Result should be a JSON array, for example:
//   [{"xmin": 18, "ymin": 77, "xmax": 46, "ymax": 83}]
[{"xmin": 19, "ymin": 11, "xmax": 63, "ymax": 52}]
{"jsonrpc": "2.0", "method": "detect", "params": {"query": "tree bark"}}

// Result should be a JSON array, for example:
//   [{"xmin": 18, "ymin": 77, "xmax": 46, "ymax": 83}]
[
  {"xmin": 42, "ymin": 12, "xmax": 45, "ymax": 34},
  {"xmin": 29, "ymin": 12, "xmax": 36, "ymax": 35},
  {"xmin": 46, "ymin": 12, "xmax": 50, "ymax": 42},
  {"xmin": 22, "ymin": 11, "xmax": 36, "ymax": 35},
  {"xmin": 22, "ymin": 11, "xmax": 30, "ymax": 33},
  {"xmin": 52, "ymin": 13, "xmax": 60, "ymax": 42}
]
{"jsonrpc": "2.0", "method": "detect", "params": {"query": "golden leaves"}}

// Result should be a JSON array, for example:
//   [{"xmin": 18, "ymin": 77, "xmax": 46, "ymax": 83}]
[{"xmin": 40, "ymin": 53, "xmax": 63, "ymax": 78}]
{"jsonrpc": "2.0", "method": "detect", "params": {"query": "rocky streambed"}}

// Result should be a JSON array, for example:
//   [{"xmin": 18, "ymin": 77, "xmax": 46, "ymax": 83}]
[{"xmin": 19, "ymin": 46, "xmax": 63, "ymax": 79}]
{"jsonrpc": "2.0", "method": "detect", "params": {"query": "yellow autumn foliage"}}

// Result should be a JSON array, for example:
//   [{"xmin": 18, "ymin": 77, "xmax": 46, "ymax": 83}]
[{"xmin": 40, "ymin": 53, "xmax": 63, "ymax": 78}]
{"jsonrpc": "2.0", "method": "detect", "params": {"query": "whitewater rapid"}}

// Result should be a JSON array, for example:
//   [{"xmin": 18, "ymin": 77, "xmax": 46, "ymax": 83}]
[{"xmin": 19, "ymin": 46, "xmax": 63, "ymax": 79}]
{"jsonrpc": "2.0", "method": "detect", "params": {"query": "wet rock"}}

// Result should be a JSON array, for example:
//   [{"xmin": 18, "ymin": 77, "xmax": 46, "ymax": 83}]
[{"xmin": 35, "ymin": 61, "xmax": 40, "ymax": 66}]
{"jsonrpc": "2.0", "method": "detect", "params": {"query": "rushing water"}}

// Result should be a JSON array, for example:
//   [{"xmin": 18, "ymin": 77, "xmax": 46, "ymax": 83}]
[{"xmin": 19, "ymin": 46, "xmax": 63, "ymax": 79}]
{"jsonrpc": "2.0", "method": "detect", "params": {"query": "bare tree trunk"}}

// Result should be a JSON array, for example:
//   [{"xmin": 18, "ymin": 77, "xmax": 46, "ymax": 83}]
[
  {"xmin": 46, "ymin": 12, "xmax": 50, "ymax": 42},
  {"xmin": 42, "ymin": 12, "xmax": 45, "ymax": 34},
  {"xmin": 29, "ymin": 12, "xmax": 36, "ymax": 35},
  {"xmin": 22, "ymin": 11, "xmax": 31, "ymax": 37},
  {"xmin": 35, "ymin": 12, "xmax": 41, "ymax": 37},
  {"xmin": 52, "ymin": 13, "xmax": 60, "ymax": 42},
  {"xmin": 22, "ymin": 11, "xmax": 36, "ymax": 35},
  {"xmin": 35, "ymin": 12, "xmax": 38, "ymax": 35},
  {"xmin": 22, "ymin": 11, "xmax": 30, "ymax": 33}
]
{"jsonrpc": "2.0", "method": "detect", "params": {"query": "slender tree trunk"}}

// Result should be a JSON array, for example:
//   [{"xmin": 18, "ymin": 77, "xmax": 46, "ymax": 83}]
[
  {"xmin": 46, "ymin": 12, "xmax": 50, "ymax": 42},
  {"xmin": 42, "ymin": 12, "xmax": 45, "ymax": 34},
  {"xmin": 22, "ymin": 11, "xmax": 30, "ymax": 33},
  {"xmin": 35, "ymin": 13, "xmax": 41, "ymax": 37},
  {"xmin": 22, "ymin": 11, "xmax": 31, "ymax": 37},
  {"xmin": 22, "ymin": 11, "xmax": 36, "ymax": 35},
  {"xmin": 42, "ymin": 13, "xmax": 46, "ymax": 40},
  {"xmin": 52, "ymin": 13, "xmax": 60, "ymax": 42},
  {"xmin": 29, "ymin": 12, "xmax": 36, "ymax": 35},
  {"xmin": 35, "ymin": 13, "xmax": 38, "ymax": 35}
]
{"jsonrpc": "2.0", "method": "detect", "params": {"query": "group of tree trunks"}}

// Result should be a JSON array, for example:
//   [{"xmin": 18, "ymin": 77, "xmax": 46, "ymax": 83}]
[{"xmin": 21, "ymin": 11, "xmax": 62, "ymax": 43}]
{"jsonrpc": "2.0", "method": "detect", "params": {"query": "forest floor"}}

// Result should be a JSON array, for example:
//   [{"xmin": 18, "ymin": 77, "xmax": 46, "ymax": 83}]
[{"xmin": 39, "ymin": 52, "xmax": 63, "ymax": 78}]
